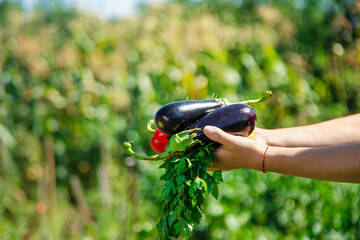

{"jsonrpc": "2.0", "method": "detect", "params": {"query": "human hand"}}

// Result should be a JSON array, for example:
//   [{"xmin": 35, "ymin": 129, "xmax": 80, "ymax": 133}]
[
  {"xmin": 204, "ymin": 126, "xmax": 268, "ymax": 171},
  {"xmin": 252, "ymin": 127, "xmax": 270, "ymax": 145}
]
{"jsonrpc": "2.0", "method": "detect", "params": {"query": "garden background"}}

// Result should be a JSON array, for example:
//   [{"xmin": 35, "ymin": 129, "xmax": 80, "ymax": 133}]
[{"xmin": 0, "ymin": 0, "xmax": 360, "ymax": 239}]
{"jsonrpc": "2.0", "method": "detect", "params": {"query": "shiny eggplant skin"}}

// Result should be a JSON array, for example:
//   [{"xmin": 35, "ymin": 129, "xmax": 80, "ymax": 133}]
[
  {"xmin": 184, "ymin": 103, "xmax": 257, "ymax": 144},
  {"xmin": 155, "ymin": 100, "xmax": 224, "ymax": 135}
]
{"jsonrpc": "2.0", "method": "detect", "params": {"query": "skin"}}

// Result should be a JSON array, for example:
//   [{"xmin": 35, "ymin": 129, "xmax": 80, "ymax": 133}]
[{"xmin": 204, "ymin": 113, "xmax": 360, "ymax": 183}]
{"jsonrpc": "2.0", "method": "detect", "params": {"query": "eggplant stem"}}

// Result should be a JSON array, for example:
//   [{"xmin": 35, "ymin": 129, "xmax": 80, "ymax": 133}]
[
  {"xmin": 147, "ymin": 119, "xmax": 156, "ymax": 133},
  {"xmin": 237, "ymin": 90, "xmax": 272, "ymax": 106},
  {"xmin": 123, "ymin": 142, "xmax": 169, "ymax": 161}
]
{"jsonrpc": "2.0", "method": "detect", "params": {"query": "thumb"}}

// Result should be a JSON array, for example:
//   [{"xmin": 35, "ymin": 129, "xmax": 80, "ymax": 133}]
[{"xmin": 203, "ymin": 125, "xmax": 236, "ymax": 145}]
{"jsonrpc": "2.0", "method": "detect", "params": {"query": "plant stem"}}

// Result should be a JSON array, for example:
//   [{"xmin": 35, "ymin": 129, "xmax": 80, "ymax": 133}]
[
  {"xmin": 238, "ymin": 90, "xmax": 272, "ymax": 105},
  {"xmin": 219, "ymin": 90, "xmax": 272, "ymax": 106},
  {"xmin": 123, "ymin": 142, "xmax": 169, "ymax": 160},
  {"xmin": 147, "ymin": 119, "xmax": 156, "ymax": 133}
]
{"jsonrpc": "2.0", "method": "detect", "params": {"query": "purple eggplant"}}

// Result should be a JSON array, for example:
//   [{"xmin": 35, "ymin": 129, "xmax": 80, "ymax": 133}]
[
  {"xmin": 154, "ymin": 91, "xmax": 271, "ymax": 135},
  {"xmin": 155, "ymin": 100, "xmax": 224, "ymax": 135},
  {"xmin": 183, "ymin": 103, "xmax": 257, "ymax": 144}
]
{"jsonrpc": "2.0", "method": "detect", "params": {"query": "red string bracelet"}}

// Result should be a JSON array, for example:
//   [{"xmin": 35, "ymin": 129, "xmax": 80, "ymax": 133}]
[{"xmin": 262, "ymin": 145, "xmax": 270, "ymax": 174}]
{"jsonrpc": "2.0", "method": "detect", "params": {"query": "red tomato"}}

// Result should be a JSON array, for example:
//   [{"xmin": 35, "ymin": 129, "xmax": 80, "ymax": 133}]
[{"xmin": 151, "ymin": 129, "xmax": 169, "ymax": 153}]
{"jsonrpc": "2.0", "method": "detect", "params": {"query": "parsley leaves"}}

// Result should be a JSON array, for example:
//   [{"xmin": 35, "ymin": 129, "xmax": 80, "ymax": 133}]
[{"xmin": 157, "ymin": 144, "xmax": 223, "ymax": 239}]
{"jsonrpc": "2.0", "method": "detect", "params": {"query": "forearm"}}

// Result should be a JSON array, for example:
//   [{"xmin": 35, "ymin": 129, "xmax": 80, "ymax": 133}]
[
  {"xmin": 256, "ymin": 113, "xmax": 360, "ymax": 147},
  {"xmin": 263, "ymin": 143, "xmax": 360, "ymax": 183}
]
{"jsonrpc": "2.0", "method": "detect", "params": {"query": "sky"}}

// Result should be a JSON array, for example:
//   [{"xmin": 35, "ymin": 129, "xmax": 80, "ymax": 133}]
[{"xmin": 20, "ymin": 0, "xmax": 165, "ymax": 19}]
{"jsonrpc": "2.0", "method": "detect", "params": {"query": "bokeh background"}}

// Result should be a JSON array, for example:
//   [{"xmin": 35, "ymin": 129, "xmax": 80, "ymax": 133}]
[{"xmin": 0, "ymin": 0, "xmax": 360, "ymax": 239}]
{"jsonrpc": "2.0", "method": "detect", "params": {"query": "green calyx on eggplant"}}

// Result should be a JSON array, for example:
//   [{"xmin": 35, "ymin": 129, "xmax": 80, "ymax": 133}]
[
  {"xmin": 184, "ymin": 103, "xmax": 257, "ymax": 145},
  {"xmin": 155, "ymin": 90, "xmax": 271, "ymax": 135}
]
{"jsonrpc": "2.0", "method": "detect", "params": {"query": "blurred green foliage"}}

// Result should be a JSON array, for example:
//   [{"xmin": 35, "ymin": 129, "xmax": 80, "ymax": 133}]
[{"xmin": 0, "ymin": 0, "xmax": 359, "ymax": 239}]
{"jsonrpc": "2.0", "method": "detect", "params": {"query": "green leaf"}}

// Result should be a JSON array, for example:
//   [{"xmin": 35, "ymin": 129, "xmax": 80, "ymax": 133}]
[
  {"xmin": 196, "ymin": 151, "xmax": 205, "ymax": 158},
  {"xmin": 159, "ymin": 160, "xmax": 171, "ymax": 169},
  {"xmin": 156, "ymin": 218, "xmax": 168, "ymax": 240},
  {"xmin": 173, "ymin": 193, "xmax": 181, "ymax": 204},
  {"xmin": 189, "ymin": 181, "xmax": 197, "ymax": 198},
  {"xmin": 180, "ymin": 220, "xmax": 192, "ymax": 238},
  {"xmin": 176, "ymin": 175, "xmax": 186, "ymax": 185},
  {"xmin": 192, "ymin": 197, "xmax": 197, "ymax": 207},
  {"xmin": 195, "ymin": 192, "xmax": 206, "ymax": 206},
  {"xmin": 201, "ymin": 178, "xmax": 207, "ymax": 192},
  {"xmin": 160, "ymin": 170, "xmax": 174, "ymax": 181},
  {"xmin": 173, "ymin": 219, "xmax": 192, "ymax": 238},
  {"xmin": 213, "ymin": 170, "xmax": 223, "ymax": 184},
  {"xmin": 176, "ymin": 157, "xmax": 188, "ymax": 175},
  {"xmin": 211, "ymin": 181, "xmax": 219, "ymax": 199},
  {"xmin": 204, "ymin": 173, "xmax": 213, "ymax": 193},
  {"xmin": 161, "ymin": 180, "xmax": 175, "ymax": 199},
  {"xmin": 191, "ymin": 205, "xmax": 203, "ymax": 224},
  {"xmin": 175, "ymin": 175, "xmax": 186, "ymax": 192},
  {"xmin": 168, "ymin": 212, "xmax": 178, "ymax": 226},
  {"xmin": 173, "ymin": 220, "xmax": 183, "ymax": 237},
  {"xmin": 174, "ymin": 204, "xmax": 184, "ymax": 218},
  {"xmin": 194, "ymin": 176, "xmax": 202, "ymax": 189},
  {"xmin": 160, "ymin": 186, "xmax": 170, "ymax": 199}
]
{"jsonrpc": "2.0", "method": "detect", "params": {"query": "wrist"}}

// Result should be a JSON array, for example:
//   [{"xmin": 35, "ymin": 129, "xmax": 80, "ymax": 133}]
[
  {"xmin": 262, "ymin": 145, "xmax": 270, "ymax": 173},
  {"xmin": 264, "ymin": 146, "xmax": 301, "ymax": 174}
]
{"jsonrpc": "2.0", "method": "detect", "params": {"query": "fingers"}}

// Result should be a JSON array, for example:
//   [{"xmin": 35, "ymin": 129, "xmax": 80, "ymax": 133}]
[
  {"xmin": 207, "ymin": 164, "xmax": 220, "ymax": 172},
  {"xmin": 207, "ymin": 164, "xmax": 230, "ymax": 172},
  {"xmin": 203, "ymin": 125, "xmax": 237, "ymax": 145},
  {"xmin": 207, "ymin": 147, "xmax": 230, "ymax": 171},
  {"xmin": 206, "ymin": 147, "xmax": 225, "ymax": 171},
  {"xmin": 204, "ymin": 125, "xmax": 258, "ymax": 171}
]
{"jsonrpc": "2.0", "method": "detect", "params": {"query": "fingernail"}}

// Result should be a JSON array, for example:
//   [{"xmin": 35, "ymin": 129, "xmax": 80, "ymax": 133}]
[{"xmin": 204, "ymin": 126, "xmax": 215, "ymax": 134}]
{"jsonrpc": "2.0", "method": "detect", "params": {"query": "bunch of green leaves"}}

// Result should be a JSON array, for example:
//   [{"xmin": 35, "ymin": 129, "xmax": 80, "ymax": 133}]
[{"xmin": 156, "ymin": 144, "xmax": 223, "ymax": 239}]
